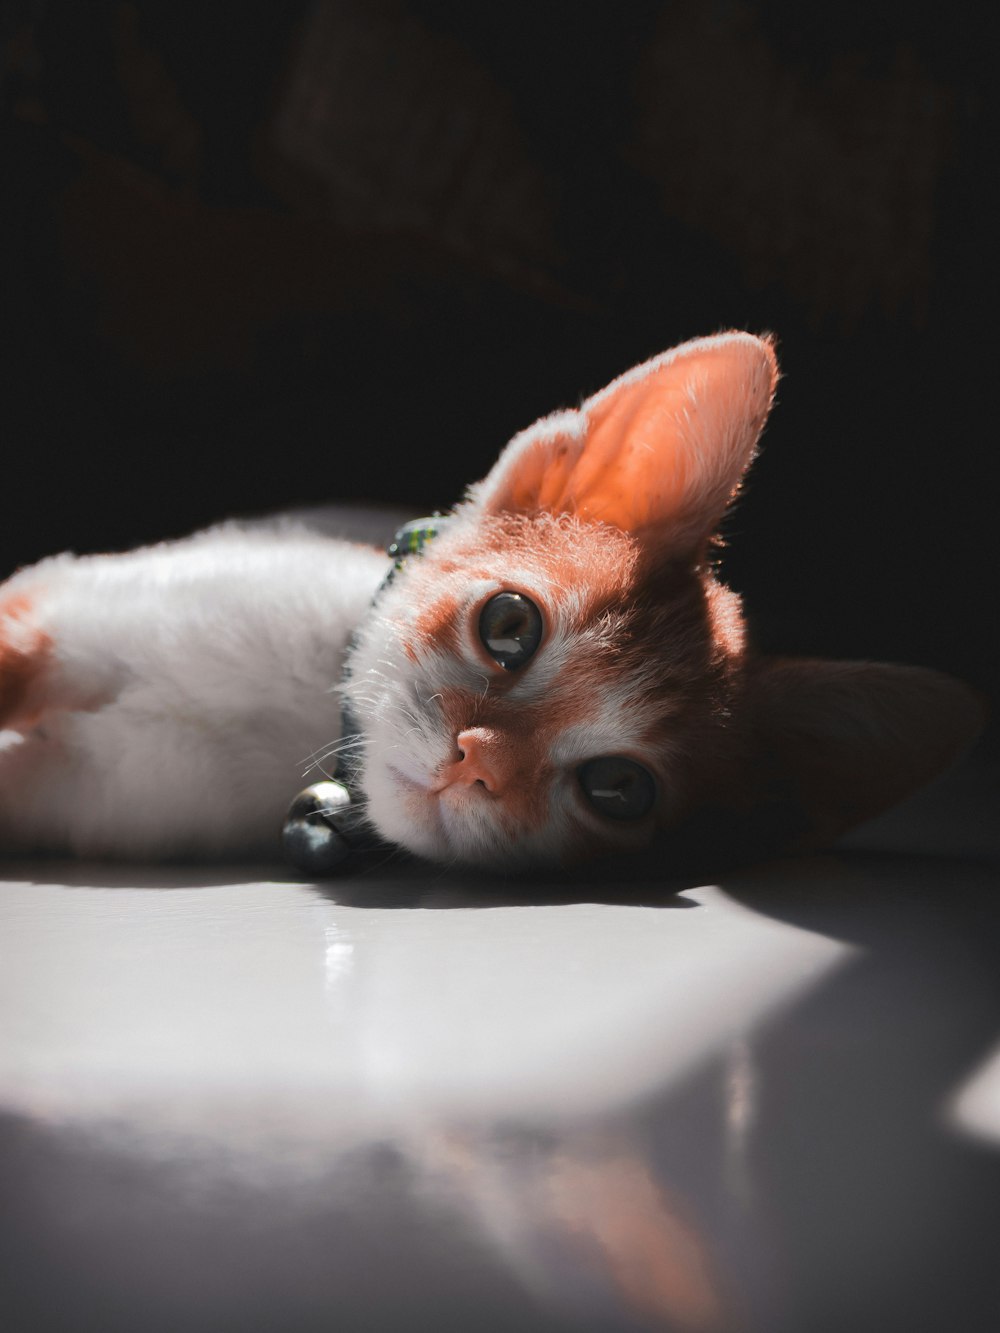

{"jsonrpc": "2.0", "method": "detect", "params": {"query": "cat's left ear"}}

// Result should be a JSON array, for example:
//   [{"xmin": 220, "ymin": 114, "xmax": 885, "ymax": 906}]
[
  {"xmin": 737, "ymin": 658, "xmax": 987, "ymax": 850},
  {"xmin": 467, "ymin": 331, "xmax": 778, "ymax": 557}
]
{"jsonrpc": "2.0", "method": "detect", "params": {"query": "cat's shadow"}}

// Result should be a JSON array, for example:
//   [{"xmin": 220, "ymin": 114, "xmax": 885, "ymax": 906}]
[
  {"xmin": 310, "ymin": 844, "xmax": 999, "ymax": 912},
  {"xmin": 3, "ymin": 815, "xmax": 995, "ymax": 912},
  {"xmin": 310, "ymin": 862, "xmax": 704, "ymax": 910},
  {"xmin": 299, "ymin": 833, "xmax": 759, "ymax": 908},
  {"xmin": 0, "ymin": 851, "xmax": 704, "ymax": 908}
]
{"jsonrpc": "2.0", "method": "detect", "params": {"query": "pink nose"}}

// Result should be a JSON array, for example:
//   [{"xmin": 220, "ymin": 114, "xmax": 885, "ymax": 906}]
[{"xmin": 436, "ymin": 728, "xmax": 509, "ymax": 793}]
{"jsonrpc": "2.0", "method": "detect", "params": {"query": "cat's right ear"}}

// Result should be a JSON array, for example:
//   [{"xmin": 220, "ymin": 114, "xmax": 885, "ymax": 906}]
[{"xmin": 465, "ymin": 332, "xmax": 779, "ymax": 558}]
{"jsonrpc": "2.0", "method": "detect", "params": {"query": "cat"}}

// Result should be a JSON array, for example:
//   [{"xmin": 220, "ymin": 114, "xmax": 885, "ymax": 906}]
[{"xmin": 0, "ymin": 332, "xmax": 985, "ymax": 868}]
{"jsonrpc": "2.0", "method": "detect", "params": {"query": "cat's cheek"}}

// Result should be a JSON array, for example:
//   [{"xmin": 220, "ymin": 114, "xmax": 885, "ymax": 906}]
[
  {"xmin": 552, "ymin": 789, "xmax": 662, "ymax": 864},
  {"xmin": 574, "ymin": 823, "xmax": 658, "ymax": 865}
]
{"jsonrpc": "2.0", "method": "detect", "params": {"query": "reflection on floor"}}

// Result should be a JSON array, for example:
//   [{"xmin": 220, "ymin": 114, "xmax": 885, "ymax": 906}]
[{"xmin": 1, "ymin": 761, "xmax": 998, "ymax": 1332}]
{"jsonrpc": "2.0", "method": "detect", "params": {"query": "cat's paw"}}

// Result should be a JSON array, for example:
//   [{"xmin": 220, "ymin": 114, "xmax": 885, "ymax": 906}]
[
  {"xmin": 0, "ymin": 592, "xmax": 52, "ymax": 731},
  {"xmin": 0, "ymin": 578, "xmax": 120, "ymax": 732}
]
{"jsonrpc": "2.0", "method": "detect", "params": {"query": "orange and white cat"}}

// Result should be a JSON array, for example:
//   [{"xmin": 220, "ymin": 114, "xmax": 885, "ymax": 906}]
[{"xmin": 0, "ymin": 333, "xmax": 984, "ymax": 865}]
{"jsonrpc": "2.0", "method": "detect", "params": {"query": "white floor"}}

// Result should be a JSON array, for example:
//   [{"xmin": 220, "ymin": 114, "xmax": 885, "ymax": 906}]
[{"xmin": 1, "ymin": 762, "xmax": 998, "ymax": 1332}]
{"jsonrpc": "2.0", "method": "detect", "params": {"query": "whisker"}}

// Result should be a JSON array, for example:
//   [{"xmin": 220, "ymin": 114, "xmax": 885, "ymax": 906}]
[
  {"xmin": 299, "ymin": 733, "xmax": 365, "ymax": 770},
  {"xmin": 299, "ymin": 734, "xmax": 355, "ymax": 766}
]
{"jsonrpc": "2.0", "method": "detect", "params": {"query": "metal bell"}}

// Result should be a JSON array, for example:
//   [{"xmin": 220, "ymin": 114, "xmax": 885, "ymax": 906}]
[{"xmin": 282, "ymin": 780, "xmax": 360, "ymax": 876}]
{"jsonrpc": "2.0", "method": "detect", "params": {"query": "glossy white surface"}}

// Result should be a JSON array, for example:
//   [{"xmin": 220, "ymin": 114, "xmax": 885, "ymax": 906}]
[
  {"xmin": 2, "ymin": 762, "xmax": 999, "ymax": 1332},
  {"xmin": 0, "ymin": 874, "xmax": 850, "ymax": 1141}
]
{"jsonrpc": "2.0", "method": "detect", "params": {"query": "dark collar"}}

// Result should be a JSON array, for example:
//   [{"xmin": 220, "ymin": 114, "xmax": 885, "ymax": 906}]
[{"xmin": 282, "ymin": 515, "xmax": 450, "ymax": 876}]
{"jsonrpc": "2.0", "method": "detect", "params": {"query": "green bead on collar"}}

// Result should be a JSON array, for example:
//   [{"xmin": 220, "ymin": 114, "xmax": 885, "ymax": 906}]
[
  {"xmin": 386, "ymin": 515, "xmax": 450, "ymax": 568},
  {"xmin": 379, "ymin": 515, "xmax": 452, "ymax": 594}
]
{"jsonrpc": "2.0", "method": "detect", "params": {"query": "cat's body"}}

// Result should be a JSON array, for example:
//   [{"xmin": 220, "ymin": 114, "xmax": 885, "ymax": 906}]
[
  {"xmin": 0, "ymin": 522, "xmax": 385, "ymax": 857},
  {"xmin": 0, "ymin": 334, "xmax": 985, "ymax": 867}
]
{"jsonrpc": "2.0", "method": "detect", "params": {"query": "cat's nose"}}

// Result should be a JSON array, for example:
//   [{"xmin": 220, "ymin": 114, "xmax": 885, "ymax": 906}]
[{"xmin": 437, "ymin": 727, "xmax": 510, "ymax": 794}]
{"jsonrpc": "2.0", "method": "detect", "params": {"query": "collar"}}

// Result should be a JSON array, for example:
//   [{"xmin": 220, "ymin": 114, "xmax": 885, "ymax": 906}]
[{"xmin": 282, "ymin": 515, "xmax": 450, "ymax": 875}]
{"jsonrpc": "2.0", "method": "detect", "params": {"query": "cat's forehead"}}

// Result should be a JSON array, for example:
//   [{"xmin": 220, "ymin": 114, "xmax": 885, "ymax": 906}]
[
  {"xmin": 410, "ymin": 512, "xmax": 642, "ymax": 622},
  {"xmin": 378, "ymin": 512, "xmax": 737, "ymax": 692}
]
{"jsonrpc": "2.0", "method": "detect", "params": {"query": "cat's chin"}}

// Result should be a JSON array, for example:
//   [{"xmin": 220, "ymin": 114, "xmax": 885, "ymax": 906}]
[
  {"xmin": 365, "ymin": 761, "xmax": 563, "ymax": 868},
  {"xmin": 436, "ymin": 784, "xmax": 523, "ymax": 863},
  {"xmin": 365, "ymin": 762, "xmax": 450, "ymax": 862}
]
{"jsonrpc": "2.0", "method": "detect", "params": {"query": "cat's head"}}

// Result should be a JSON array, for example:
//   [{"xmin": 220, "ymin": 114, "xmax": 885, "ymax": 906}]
[{"xmin": 346, "ymin": 333, "xmax": 984, "ymax": 868}]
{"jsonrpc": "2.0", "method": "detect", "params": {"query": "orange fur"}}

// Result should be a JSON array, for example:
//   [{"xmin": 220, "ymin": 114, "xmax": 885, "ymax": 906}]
[
  {"xmin": 409, "ymin": 589, "xmax": 463, "ymax": 660},
  {"xmin": 405, "ymin": 513, "xmax": 641, "ymax": 642},
  {"xmin": 0, "ymin": 595, "xmax": 51, "ymax": 730},
  {"xmin": 403, "ymin": 512, "xmax": 746, "ymax": 843}
]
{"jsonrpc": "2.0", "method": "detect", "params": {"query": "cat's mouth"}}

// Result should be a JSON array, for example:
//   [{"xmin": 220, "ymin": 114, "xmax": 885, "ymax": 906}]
[
  {"xmin": 382, "ymin": 759, "xmax": 510, "ymax": 860},
  {"xmin": 373, "ymin": 751, "xmax": 584, "ymax": 868},
  {"xmin": 387, "ymin": 762, "xmax": 495, "ymax": 813}
]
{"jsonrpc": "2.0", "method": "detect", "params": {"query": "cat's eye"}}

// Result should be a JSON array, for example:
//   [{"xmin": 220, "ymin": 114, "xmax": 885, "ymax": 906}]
[
  {"xmin": 577, "ymin": 756, "xmax": 656, "ymax": 821},
  {"xmin": 478, "ymin": 593, "xmax": 543, "ymax": 670}
]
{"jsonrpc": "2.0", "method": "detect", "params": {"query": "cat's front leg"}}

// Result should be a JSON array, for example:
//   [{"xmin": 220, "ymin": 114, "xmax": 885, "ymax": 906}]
[
  {"xmin": 0, "ymin": 555, "xmax": 140, "ymax": 856},
  {"xmin": 0, "ymin": 555, "xmax": 130, "ymax": 732},
  {"xmin": 1, "ymin": 533, "xmax": 385, "ymax": 859}
]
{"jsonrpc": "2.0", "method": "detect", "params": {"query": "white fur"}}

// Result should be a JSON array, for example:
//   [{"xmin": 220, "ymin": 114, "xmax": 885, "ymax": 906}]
[{"xmin": 0, "ymin": 522, "xmax": 386, "ymax": 857}]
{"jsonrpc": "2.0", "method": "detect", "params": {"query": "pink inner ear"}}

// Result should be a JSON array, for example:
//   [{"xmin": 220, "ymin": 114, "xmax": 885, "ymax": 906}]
[
  {"xmin": 570, "ymin": 339, "xmax": 777, "ymax": 543},
  {"xmin": 477, "ymin": 333, "xmax": 778, "ymax": 553},
  {"xmin": 505, "ymin": 431, "xmax": 581, "ymax": 516},
  {"xmin": 572, "ymin": 352, "xmax": 723, "ymax": 527}
]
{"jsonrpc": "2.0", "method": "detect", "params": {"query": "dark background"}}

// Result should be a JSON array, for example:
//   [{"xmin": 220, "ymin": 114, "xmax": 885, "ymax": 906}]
[{"xmin": 2, "ymin": 0, "xmax": 995, "ymax": 745}]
